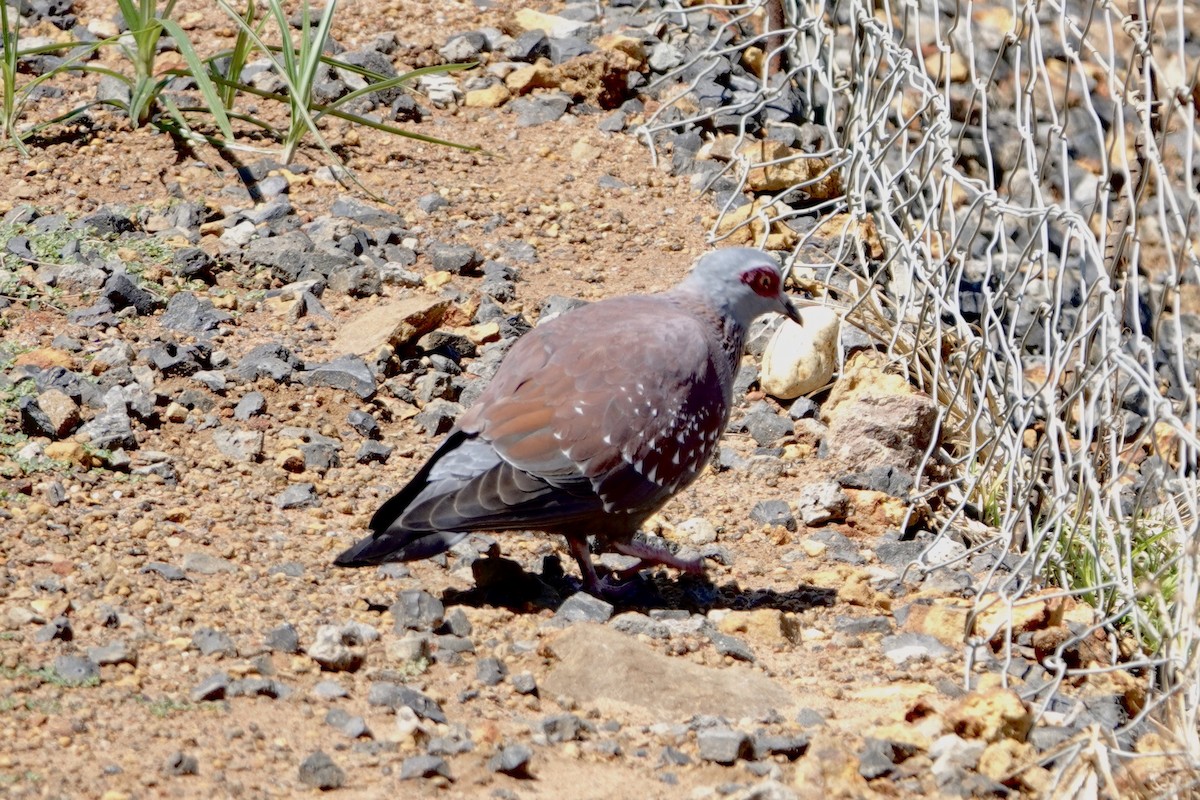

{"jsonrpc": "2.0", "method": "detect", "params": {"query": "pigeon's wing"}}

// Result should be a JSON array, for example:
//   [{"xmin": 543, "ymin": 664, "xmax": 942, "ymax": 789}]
[{"xmin": 460, "ymin": 297, "xmax": 732, "ymax": 515}]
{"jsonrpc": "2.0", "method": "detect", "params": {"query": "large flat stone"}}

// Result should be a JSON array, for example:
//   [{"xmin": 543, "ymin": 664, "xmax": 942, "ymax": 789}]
[
  {"xmin": 330, "ymin": 296, "xmax": 450, "ymax": 358},
  {"xmin": 541, "ymin": 625, "xmax": 795, "ymax": 723}
]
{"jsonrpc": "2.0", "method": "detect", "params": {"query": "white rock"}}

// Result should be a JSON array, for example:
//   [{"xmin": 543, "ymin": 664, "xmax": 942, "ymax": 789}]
[{"xmin": 759, "ymin": 306, "xmax": 840, "ymax": 400}]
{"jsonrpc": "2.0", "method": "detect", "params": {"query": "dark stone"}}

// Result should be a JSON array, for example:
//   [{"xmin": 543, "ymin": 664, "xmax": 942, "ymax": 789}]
[
  {"xmin": 190, "ymin": 671, "xmax": 230, "ymax": 701},
  {"xmin": 429, "ymin": 243, "xmax": 482, "ymax": 274},
  {"xmin": 171, "ymin": 247, "xmax": 217, "ymax": 282},
  {"xmin": 347, "ymin": 409, "xmax": 379, "ymax": 438},
  {"xmin": 301, "ymin": 355, "xmax": 376, "ymax": 399},
  {"xmin": 413, "ymin": 400, "xmax": 462, "ymax": 436},
  {"xmin": 53, "ymin": 654, "xmax": 99, "ymax": 684},
  {"xmin": 475, "ymin": 656, "xmax": 507, "ymax": 686},
  {"xmin": 234, "ymin": 342, "xmax": 300, "ymax": 383},
  {"xmin": 708, "ymin": 631, "xmax": 754, "ymax": 662},
  {"xmin": 102, "ymin": 272, "xmax": 158, "ymax": 315},
  {"xmin": 859, "ymin": 737, "xmax": 918, "ymax": 779},
  {"xmin": 325, "ymin": 707, "xmax": 371, "ymax": 739},
  {"xmin": 696, "ymin": 727, "xmax": 751, "ymax": 764},
  {"xmin": 163, "ymin": 751, "xmax": 199, "ymax": 776},
  {"xmin": 549, "ymin": 36, "xmax": 595, "ymax": 64},
  {"xmin": 227, "ymin": 677, "xmax": 291, "ymax": 699},
  {"xmin": 417, "ymin": 193, "xmax": 449, "ymax": 213},
  {"xmin": 511, "ymin": 672, "xmax": 537, "ymax": 695},
  {"xmin": 400, "ymin": 754, "xmax": 450, "ymax": 780},
  {"xmin": 77, "ymin": 406, "xmax": 135, "ymax": 450},
  {"xmin": 752, "ymin": 733, "xmax": 810, "ymax": 760},
  {"xmin": 488, "ymin": 744, "xmax": 533, "ymax": 777},
  {"xmin": 192, "ymin": 627, "xmax": 236, "ymax": 657},
  {"xmin": 505, "ymin": 30, "xmax": 550, "ymax": 62},
  {"xmin": 233, "ymin": 391, "xmax": 266, "ymax": 420},
  {"xmin": 838, "ymin": 465, "xmax": 915, "ymax": 497},
  {"xmin": 266, "ymin": 623, "xmax": 301, "ymax": 654},
  {"xmin": 391, "ymin": 590, "xmax": 444, "ymax": 631},
  {"xmin": 18, "ymin": 396, "xmax": 56, "ymax": 438},
  {"xmin": 538, "ymin": 713, "xmax": 585, "ymax": 744},
  {"xmin": 330, "ymin": 196, "xmax": 403, "ymax": 226},
  {"xmin": 367, "ymin": 682, "xmax": 447, "ymax": 723},
  {"xmin": 143, "ymin": 341, "xmax": 208, "ymax": 377},
  {"xmin": 738, "ymin": 409, "xmax": 793, "ymax": 446},
  {"xmin": 511, "ymin": 93, "xmax": 571, "ymax": 127},
  {"xmin": 555, "ymin": 592, "xmax": 614, "ymax": 624},
  {"xmin": 275, "ymin": 483, "xmax": 319, "ymax": 510},
  {"xmin": 355, "ymin": 440, "xmax": 393, "ymax": 464},
  {"xmin": 298, "ymin": 751, "xmax": 345, "ymax": 790},
  {"xmin": 161, "ymin": 292, "xmax": 232, "ymax": 334},
  {"xmin": 749, "ymin": 499, "xmax": 795, "ymax": 530},
  {"xmin": 81, "ymin": 208, "xmax": 135, "ymax": 236},
  {"xmin": 141, "ymin": 562, "xmax": 187, "ymax": 581}
]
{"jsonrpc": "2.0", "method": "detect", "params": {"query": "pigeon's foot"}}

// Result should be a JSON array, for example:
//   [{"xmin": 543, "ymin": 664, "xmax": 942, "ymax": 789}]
[{"xmin": 613, "ymin": 534, "xmax": 706, "ymax": 574}]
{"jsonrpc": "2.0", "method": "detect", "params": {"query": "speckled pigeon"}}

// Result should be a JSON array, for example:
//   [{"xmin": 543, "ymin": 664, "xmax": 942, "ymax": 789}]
[{"xmin": 335, "ymin": 247, "xmax": 802, "ymax": 595}]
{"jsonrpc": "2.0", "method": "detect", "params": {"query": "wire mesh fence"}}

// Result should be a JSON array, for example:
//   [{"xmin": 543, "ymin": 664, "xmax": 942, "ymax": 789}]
[{"xmin": 638, "ymin": 0, "xmax": 1200, "ymax": 788}]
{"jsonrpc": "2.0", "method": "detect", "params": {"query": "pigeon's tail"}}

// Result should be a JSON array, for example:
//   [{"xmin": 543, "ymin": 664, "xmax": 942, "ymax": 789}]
[{"xmin": 333, "ymin": 527, "xmax": 468, "ymax": 567}]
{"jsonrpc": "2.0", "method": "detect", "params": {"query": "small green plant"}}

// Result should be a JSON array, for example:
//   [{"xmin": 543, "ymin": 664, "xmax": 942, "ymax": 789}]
[{"xmin": 139, "ymin": 695, "xmax": 223, "ymax": 718}]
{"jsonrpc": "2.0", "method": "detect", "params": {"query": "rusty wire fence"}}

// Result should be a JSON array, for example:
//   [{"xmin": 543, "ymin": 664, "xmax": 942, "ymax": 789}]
[{"xmin": 638, "ymin": 0, "xmax": 1200, "ymax": 790}]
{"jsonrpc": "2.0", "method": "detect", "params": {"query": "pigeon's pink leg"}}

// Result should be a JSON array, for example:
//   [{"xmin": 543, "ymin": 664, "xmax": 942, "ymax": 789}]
[
  {"xmin": 566, "ymin": 534, "xmax": 604, "ymax": 595},
  {"xmin": 612, "ymin": 538, "xmax": 705, "ymax": 574}
]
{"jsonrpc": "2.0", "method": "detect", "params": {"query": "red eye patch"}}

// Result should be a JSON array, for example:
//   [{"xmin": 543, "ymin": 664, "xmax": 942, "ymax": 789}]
[{"xmin": 740, "ymin": 266, "xmax": 779, "ymax": 297}]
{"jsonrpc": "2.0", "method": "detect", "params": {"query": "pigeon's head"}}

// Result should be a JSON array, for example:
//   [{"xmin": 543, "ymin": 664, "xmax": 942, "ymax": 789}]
[{"xmin": 681, "ymin": 247, "xmax": 803, "ymax": 329}]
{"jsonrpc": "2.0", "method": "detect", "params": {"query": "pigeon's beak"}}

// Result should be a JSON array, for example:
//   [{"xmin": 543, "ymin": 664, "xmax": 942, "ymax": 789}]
[{"xmin": 780, "ymin": 293, "xmax": 804, "ymax": 325}]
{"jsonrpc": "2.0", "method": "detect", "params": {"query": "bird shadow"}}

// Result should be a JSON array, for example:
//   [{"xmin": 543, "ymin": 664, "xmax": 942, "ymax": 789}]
[{"xmin": 440, "ymin": 555, "xmax": 837, "ymax": 615}]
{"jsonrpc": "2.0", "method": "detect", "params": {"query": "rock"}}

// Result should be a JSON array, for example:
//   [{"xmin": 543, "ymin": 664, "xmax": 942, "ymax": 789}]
[
  {"xmin": 212, "ymin": 429, "xmax": 264, "ymax": 462},
  {"xmin": 857, "ymin": 737, "xmax": 918, "ymax": 779},
  {"xmin": 488, "ymin": 743, "xmax": 533, "ymax": 777},
  {"xmin": 881, "ymin": 632, "xmax": 953, "ymax": 665},
  {"xmin": 542, "ymin": 625, "xmax": 795, "ymax": 723},
  {"xmin": 476, "ymin": 656, "xmax": 507, "ymax": 686},
  {"xmin": 738, "ymin": 407, "xmax": 793, "ymax": 447},
  {"xmin": 102, "ymin": 272, "xmax": 158, "ymax": 315},
  {"xmin": 346, "ymin": 409, "xmax": 379, "ymax": 438},
  {"xmin": 182, "ymin": 552, "xmax": 236, "ymax": 575},
  {"xmin": 795, "ymin": 482, "xmax": 850, "ymax": 526},
  {"xmin": 709, "ymin": 631, "xmax": 755, "ymax": 662},
  {"xmin": 822, "ymin": 352, "xmax": 938, "ymax": 471},
  {"xmin": 190, "ymin": 672, "xmax": 230, "ymax": 702},
  {"xmin": 945, "ymin": 689, "xmax": 1033, "ymax": 743},
  {"xmin": 54, "ymin": 654, "xmax": 99, "ymax": 684},
  {"xmin": 77, "ymin": 405, "xmax": 135, "ymax": 451},
  {"xmin": 368, "ymin": 682, "xmax": 447, "ymax": 723},
  {"xmin": 400, "ymin": 755, "xmax": 450, "ymax": 780},
  {"xmin": 536, "ymin": 713, "xmax": 585, "ymax": 744},
  {"xmin": 308, "ymin": 625, "xmax": 365, "ymax": 672},
  {"xmin": 749, "ymin": 499, "xmax": 795, "ymax": 530},
  {"xmin": 234, "ymin": 343, "xmax": 300, "ymax": 383},
  {"xmin": 265, "ymin": 623, "xmax": 301, "ymax": 653},
  {"xmin": 161, "ymin": 292, "xmax": 232, "ymax": 334},
  {"xmin": 171, "ymin": 247, "xmax": 216, "ymax": 281},
  {"xmin": 87, "ymin": 640, "xmax": 135, "ymax": 666},
  {"xmin": 697, "ymin": 727, "xmax": 752, "ymax": 764},
  {"xmin": 301, "ymin": 355, "xmax": 375, "ymax": 399},
  {"xmin": 298, "ymin": 751, "xmax": 345, "ymax": 790},
  {"xmin": 141, "ymin": 562, "xmax": 186, "ymax": 581},
  {"xmin": 715, "ymin": 609, "xmax": 800, "ymax": 646},
  {"xmin": 275, "ymin": 483, "xmax": 319, "ymax": 509},
  {"xmin": 417, "ymin": 193, "xmax": 448, "ymax": 213},
  {"xmin": 511, "ymin": 672, "xmax": 538, "ymax": 695},
  {"xmin": 555, "ymin": 592, "xmax": 614, "ymax": 624},
  {"xmin": 391, "ymin": 590, "xmax": 444, "ymax": 631},
  {"xmin": 504, "ymin": 29, "xmax": 550, "ymax": 62},
  {"xmin": 511, "ymin": 94, "xmax": 571, "ymax": 126},
  {"xmin": 355, "ymin": 440, "xmax": 393, "ymax": 464},
  {"xmin": 163, "ymin": 751, "xmax": 199, "ymax": 776},
  {"xmin": 513, "ymin": 8, "xmax": 589, "ymax": 38},
  {"xmin": 325, "ymin": 707, "xmax": 370, "ymax": 739},
  {"xmin": 192, "ymin": 627, "xmax": 235, "ymax": 657},
  {"xmin": 412, "ymin": 399, "xmax": 461, "ymax": 436},
  {"xmin": 233, "ymin": 391, "xmax": 266, "ymax": 420},
  {"xmin": 330, "ymin": 296, "xmax": 450, "ymax": 357},
  {"xmin": 33, "ymin": 389, "xmax": 80, "ymax": 438}
]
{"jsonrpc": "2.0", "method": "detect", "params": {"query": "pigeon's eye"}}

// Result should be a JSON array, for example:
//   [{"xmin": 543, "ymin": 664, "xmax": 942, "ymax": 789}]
[{"xmin": 742, "ymin": 267, "xmax": 778, "ymax": 297}]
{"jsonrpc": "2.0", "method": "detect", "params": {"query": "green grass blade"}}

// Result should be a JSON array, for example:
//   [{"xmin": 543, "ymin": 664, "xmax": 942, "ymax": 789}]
[{"xmin": 160, "ymin": 19, "xmax": 233, "ymax": 141}]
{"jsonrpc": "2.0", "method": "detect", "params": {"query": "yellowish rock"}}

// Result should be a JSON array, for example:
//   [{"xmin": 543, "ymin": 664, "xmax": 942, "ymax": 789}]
[
  {"xmin": 595, "ymin": 33, "xmax": 647, "ymax": 64},
  {"xmin": 44, "ymin": 440, "xmax": 89, "ymax": 466},
  {"xmin": 711, "ymin": 197, "xmax": 796, "ymax": 248},
  {"xmin": 759, "ymin": 307, "xmax": 840, "ymax": 399},
  {"xmin": 329, "ymin": 295, "xmax": 450, "ymax": 357},
  {"xmin": 465, "ymin": 84, "xmax": 511, "ymax": 108},
  {"xmin": 945, "ymin": 688, "xmax": 1032, "ymax": 743},
  {"xmin": 505, "ymin": 63, "xmax": 558, "ymax": 95},
  {"xmin": 570, "ymin": 141, "xmax": 602, "ymax": 162},
  {"xmin": 715, "ymin": 609, "xmax": 801, "ymax": 645},
  {"xmin": 901, "ymin": 601, "xmax": 971, "ymax": 647},
  {"xmin": 978, "ymin": 739, "xmax": 1033, "ymax": 782},
  {"xmin": 275, "ymin": 448, "xmax": 306, "ymax": 473},
  {"xmin": 742, "ymin": 139, "xmax": 842, "ymax": 197}
]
